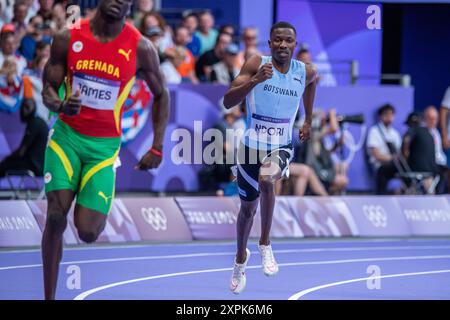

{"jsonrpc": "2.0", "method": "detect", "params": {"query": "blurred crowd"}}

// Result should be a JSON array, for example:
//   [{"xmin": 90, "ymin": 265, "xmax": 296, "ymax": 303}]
[{"xmin": 1, "ymin": 0, "xmax": 450, "ymax": 198}]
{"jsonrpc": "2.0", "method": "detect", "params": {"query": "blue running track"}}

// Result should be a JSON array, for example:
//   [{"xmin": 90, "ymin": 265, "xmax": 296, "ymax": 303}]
[{"xmin": 1, "ymin": 238, "xmax": 450, "ymax": 300}]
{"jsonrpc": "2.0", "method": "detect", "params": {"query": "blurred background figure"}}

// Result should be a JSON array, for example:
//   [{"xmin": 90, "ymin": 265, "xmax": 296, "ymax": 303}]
[
  {"xmin": 133, "ymin": 0, "xmax": 155, "ymax": 28},
  {"xmin": 181, "ymin": 11, "xmax": 201, "ymax": 58},
  {"xmin": 0, "ymin": 57, "xmax": 23, "ymax": 113},
  {"xmin": 276, "ymin": 163, "xmax": 329, "ymax": 196},
  {"xmin": 402, "ymin": 112, "xmax": 437, "ymax": 193},
  {"xmin": 294, "ymin": 110, "xmax": 349, "ymax": 195},
  {"xmin": 366, "ymin": 104, "xmax": 402, "ymax": 195},
  {"xmin": 219, "ymin": 24, "xmax": 235, "ymax": 40},
  {"xmin": 171, "ymin": 25, "xmax": 199, "ymax": 84},
  {"xmin": 0, "ymin": 25, "xmax": 27, "ymax": 76},
  {"xmin": 195, "ymin": 10, "xmax": 218, "ymax": 56},
  {"xmin": 296, "ymin": 43, "xmax": 312, "ymax": 64},
  {"xmin": 0, "ymin": 98, "xmax": 48, "ymax": 178},
  {"xmin": 140, "ymin": 12, "xmax": 173, "ymax": 53},
  {"xmin": 423, "ymin": 106, "xmax": 448, "ymax": 194},
  {"xmin": 237, "ymin": 27, "xmax": 261, "ymax": 68},
  {"xmin": 18, "ymin": 15, "xmax": 52, "ymax": 63},
  {"xmin": 210, "ymin": 43, "xmax": 240, "ymax": 85},
  {"xmin": 195, "ymin": 32, "xmax": 232, "ymax": 82},
  {"xmin": 36, "ymin": 0, "xmax": 53, "ymax": 22},
  {"xmin": 11, "ymin": 0, "xmax": 30, "ymax": 43},
  {"xmin": 198, "ymin": 100, "xmax": 245, "ymax": 196},
  {"xmin": 439, "ymin": 85, "xmax": 450, "ymax": 192}
]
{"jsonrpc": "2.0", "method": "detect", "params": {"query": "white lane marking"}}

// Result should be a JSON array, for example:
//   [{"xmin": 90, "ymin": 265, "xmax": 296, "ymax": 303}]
[
  {"xmin": 3, "ymin": 245, "xmax": 450, "ymax": 271},
  {"xmin": 3, "ymin": 238, "xmax": 448, "ymax": 254},
  {"xmin": 74, "ymin": 255, "xmax": 450, "ymax": 300},
  {"xmin": 288, "ymin": 269, "xmax": 450, "ymax": 300}
]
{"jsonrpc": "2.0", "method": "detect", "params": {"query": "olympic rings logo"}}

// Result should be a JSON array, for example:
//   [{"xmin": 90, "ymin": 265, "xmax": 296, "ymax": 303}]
[
  {"xmin": 141, "ymin": 207, "xmax": 168, "ymax": 231},
  {"xmin": 363, "ymin": 205, "xmax": 387, "ymax": 228}
]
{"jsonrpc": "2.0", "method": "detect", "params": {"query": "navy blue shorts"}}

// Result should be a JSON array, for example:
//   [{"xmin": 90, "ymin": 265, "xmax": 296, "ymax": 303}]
[{"xmin": 235, "ymin": 143, "xmax": 293, "ymax": 201}]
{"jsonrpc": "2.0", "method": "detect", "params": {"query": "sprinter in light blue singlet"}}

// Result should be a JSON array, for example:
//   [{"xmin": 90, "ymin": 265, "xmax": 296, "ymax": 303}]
[
  {"xmin": 244, "ymin": 55, "xmax": 306, "ymax": 151},
  {"xmin": 223, "ymin": 22, "xmax": 318, "ymax": 294}
]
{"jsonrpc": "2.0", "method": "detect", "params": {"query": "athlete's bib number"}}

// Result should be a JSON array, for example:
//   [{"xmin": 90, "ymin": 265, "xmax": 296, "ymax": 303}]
[
  {"xmin": 249, "ymin": 114, "xmax": 289, "ymax": 145},
  {"xmin": 72, "ymin": 73, "xmax": 120, "ymax": 110}
]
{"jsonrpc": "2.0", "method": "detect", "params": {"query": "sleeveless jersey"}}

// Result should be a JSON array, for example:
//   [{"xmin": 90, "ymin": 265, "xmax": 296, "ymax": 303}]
[
  {"xmin": 243, "ymin": 56, "xmax": 306, "ymax": 150},
  {"xmin": 60, "ymin": 18, "xmax": 141, "ymax": 138}
]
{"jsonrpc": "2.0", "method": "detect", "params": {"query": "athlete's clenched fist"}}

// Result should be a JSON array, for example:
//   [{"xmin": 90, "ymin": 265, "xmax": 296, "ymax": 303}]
[
  {"xmin": 252, "ymin": 62, "xmax": 273, "ymax": 84},
  {"xmin": 60, "ymin": 89, "xmax": 82, "ymax": 116}
]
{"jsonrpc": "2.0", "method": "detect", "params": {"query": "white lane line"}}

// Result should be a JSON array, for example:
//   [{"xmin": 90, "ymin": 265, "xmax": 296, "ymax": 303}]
[
  {"xmin": 3, "ymin": 245, "xmax": 450, "ymax": 271},
  {"xmin": 2, "ymin": 238, "xmax": 448, "ymax": 254},
  {"xmin": 288, "ymin": 269, "xmax": 450, "ymax": 300},
  {"xmin": 74, "ymin": 254, "xmax": 450, "ymax": 300}
]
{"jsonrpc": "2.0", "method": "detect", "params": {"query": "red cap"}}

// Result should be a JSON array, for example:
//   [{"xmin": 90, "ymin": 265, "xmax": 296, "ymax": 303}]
[{"xmin": 1, "ymin": 24, "xmax": 15, "ymax": 34}]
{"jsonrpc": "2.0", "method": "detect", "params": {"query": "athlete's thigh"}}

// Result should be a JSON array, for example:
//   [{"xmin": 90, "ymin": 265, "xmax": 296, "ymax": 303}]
[
  {"xmin": 44, "ymin": 122, "xmax": 82, "ymax": 193},
  {"xmin": 46, "ymin": 189, "xmax": 76, "ymax": 217},
  {"xmin": 76, "ymin": 159, "xmax": 117, "ymax": 216}
]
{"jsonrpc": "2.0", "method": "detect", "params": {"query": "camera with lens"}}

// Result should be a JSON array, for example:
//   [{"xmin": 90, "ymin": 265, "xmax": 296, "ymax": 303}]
[{"xmin": 326, "ymin": 114, "xmax": 365, "ymax": 126}]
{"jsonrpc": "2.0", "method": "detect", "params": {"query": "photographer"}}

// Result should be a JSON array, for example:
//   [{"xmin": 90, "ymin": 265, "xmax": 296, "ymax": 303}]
[
  {"xmin": 294, "ymin": 109, "xmax": 349, "ymax": 195},
  {"xmin": 366, "ymin": 104, "xmax": 402, "ymax": 195},
  {"xmin": 402, "ymin": 111, "xmax": 440, "ymax": 194}
]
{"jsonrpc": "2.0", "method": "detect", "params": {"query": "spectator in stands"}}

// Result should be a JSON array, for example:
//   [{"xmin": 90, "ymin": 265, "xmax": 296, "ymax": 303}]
[
  {"xmin": 210, "ymin": 43, "xmax": 240, "ymax": 85},
  {"xmin": 140, "ymin": 12, "xmax": 173, "ymax": 52},
  {"xmin": 425, "ymin": 106, "xmax": 447, "ymax": 168},
  {"xmin": 295, "ymin": 110, "xmax": 349, "ymax": 195},
  {"xmin": 195, "ymin": 32, "xmax": 232, "ymax": 82},
  {"xmin": 19, "ymin": 15, "xmax": 52, "ymax": 63},
  {"xmin": 133, "ymin": 0, "xmax": 155, "ymax": 28},
  {"xmin": 199, "ymin": 100, "xmax": 245, "ymax": 195},
  {"xmin": 160, "ymin": 47, "xmax": 185, "ymax": 84},
  {"xmin": 296, "ymin": 44, "xmax": 312, "ymax": 63},
  {"xmin": 424, "ymin": 106, "xmax": 448, "ymax": 193},
  {"xmin": 143, "ymin": 26, "xmax": 165, "ymax": 62},
  {"xmin": 24, "ymin": 0, "xmax": 39, "ymax": 22},
  {"xmin": 195, "ymin": 10, "xmax": 219, "ymax": 56},
  {"xmin": 11, "ymin": 0, "xmax": 30, "ymax": 42},
  {"xmin": 22, "ymin": 41, "xmax": 50, "ymax": 121},
  {"xmin": 297, "ymin": 43, "xmax": 322, "ymax": 84},
  {"xmin": 172, "ymin": 26, "xmax": 198, "ymax": 84},
  {"xmin": 182, "ymin": 12, "xmax": 201, "ymax": 58},
  {"xmin": 237, "ymin": 27, "xmax": 261, "ymax": 68},
  {"xmin": 219, "ymin": 24, "xmax": 235, "ymax": 38},
  {"xmin": 37, "ymin": 0, "xmax": 54, "ymax": 22},
  {"xmin": 0, "ymin": 25, "xmax": 27, "ymax": 75},
  {"xmin": 52, "ymin": 2, "xmax": 67, "ymax": 31},
  {"xmin": 0, "ymin": 1, "xmax": 14, "ymax": 28},
  {"xmin": 439, "ymin": 85, "xmax": 450, "ymax": 191},
  {"xmin": 0, "ymin": 57, "xmax": 23, "ymax": 113},
  {"xmin": 0, "ymin": 98, "xmax": 48, "ymax": 178},
  {"xmin": 366, "ymin": 104, "xmax": 402, "ymax": 195},
  {"xmin": 276, "ymin": 163, "xmax": 329, "ymax": 196},
  {"xmin": 402, "ymin": 112, "xmax": 437, "ymax": 193}
]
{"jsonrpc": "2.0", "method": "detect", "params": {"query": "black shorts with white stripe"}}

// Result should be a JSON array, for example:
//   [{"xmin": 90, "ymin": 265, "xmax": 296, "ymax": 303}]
[{"xmin": 235, "ymin": 143, "xmax": 293, "ymax": 201}]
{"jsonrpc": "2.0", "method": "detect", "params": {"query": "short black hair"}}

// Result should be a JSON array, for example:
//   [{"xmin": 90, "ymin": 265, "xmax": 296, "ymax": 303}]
[
  {"xmin": 215, "ymin": 32, "xmax": 232, "ymax": 46},
  {"xmin": 270, "ymin": 21, "xmax": 296, "ymax": 37},
  {"xmin": 378, "ymin": 103, "xmax": 396, "ymax": 116}
]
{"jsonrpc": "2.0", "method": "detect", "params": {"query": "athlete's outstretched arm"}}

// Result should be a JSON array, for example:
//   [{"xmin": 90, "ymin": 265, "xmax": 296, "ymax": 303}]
[
  {"xmin": 136, "ymin": 37, "xmax": 170, "ymax": 170},
  {"xmin": 42, "ymin": 29, "xmax": 81, "ymax": 115},
  {"xmin": 299, "ymin": 63, "xmax": 318, "ymax": 141},
  {"xmin": 223, "ymin": 54, "xmax": 271, "ymax": 108}
]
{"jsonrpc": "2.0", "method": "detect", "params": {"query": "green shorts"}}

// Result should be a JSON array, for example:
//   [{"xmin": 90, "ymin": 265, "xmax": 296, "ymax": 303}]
[{"xmin": 44, "ymin": 119, "xmax": 121, "ymax": 215}]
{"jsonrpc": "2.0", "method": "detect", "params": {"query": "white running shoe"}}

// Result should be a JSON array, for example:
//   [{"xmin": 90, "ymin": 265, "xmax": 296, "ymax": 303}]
[
  {"xmin": 230, "ymin": 248, "xmax": 251, "ymax": 294},
  {"xmin": 258, "ymin": 244, "xmax": 279, "ymax": 276}
]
